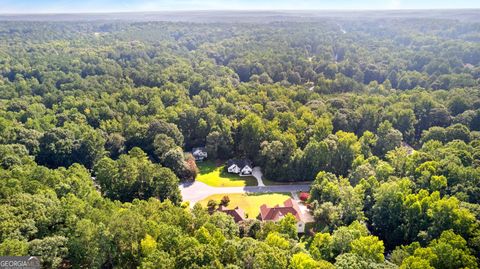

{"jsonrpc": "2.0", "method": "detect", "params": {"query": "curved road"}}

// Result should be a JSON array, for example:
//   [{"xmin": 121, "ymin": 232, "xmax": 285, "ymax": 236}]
[{"xmin": 180, "ymin": 181, "xmax": 311, "ymax": 204}]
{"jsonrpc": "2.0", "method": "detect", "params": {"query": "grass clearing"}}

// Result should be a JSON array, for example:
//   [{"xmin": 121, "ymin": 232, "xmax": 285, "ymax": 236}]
[
  {"xmin": 198, "ymin": 192, "xmax": 292, "ymax": 218},
  {"xmin": 196, "ymin": 160, "xmax": 257, "ymax": 187}
]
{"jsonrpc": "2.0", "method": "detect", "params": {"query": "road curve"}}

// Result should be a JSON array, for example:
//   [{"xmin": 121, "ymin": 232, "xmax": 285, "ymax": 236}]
[{"xmin": 180, "ymin": 181, "xmax": 311, "ymax": 205}]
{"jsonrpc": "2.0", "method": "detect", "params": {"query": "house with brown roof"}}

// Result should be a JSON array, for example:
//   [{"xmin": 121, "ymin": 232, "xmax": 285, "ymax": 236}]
[
  {"xmin": 217, "ymin": 206, "xmax": 246, "ymax": 223},
  {"xmin": 258, "ymin": 198, "xmax": 307, "ymax": 233}
]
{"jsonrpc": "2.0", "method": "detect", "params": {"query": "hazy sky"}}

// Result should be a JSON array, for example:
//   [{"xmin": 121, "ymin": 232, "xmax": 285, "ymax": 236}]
[{"xmin": 1, "ymin": 0, "xmax": 479, "ymax": 13}]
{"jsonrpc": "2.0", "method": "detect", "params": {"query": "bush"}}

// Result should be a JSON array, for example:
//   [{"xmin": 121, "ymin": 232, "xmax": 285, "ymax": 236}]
[{"xmin": 299, "ymin": 192, "xmax": 310, "ymax": 202}]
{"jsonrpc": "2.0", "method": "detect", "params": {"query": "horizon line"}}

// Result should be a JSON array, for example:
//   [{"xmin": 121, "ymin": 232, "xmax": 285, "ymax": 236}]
[{"xmin": 1, "ymin": 8, "xmax": 480, "ymax": 16}]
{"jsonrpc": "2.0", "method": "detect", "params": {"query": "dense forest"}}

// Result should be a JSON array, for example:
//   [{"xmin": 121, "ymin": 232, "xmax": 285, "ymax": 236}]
[{"xmin": 0, "ymin": 14, "xmax": 480, "ymax": 268}]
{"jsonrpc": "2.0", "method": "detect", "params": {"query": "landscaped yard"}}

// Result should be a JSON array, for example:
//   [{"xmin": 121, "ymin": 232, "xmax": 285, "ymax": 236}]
[
  {"xmin": 196, "ymin": 160, "xmax": 257, "ymax": 187},
  {"xmin": 198, "ymin": 192, "xmax": 292, "ymax": 218}
]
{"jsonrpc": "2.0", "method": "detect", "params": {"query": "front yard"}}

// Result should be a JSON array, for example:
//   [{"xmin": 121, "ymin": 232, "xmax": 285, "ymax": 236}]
[
  {"xmin": 196, "ymin": 160, "xmax": 257, "ymax": 187},
  {"xmin": 198, "ymin": 192, "xmax": 292, "ymax": 218}
]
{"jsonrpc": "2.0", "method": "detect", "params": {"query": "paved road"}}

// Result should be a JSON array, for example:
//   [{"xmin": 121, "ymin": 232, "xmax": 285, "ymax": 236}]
[{"xmin": 180, "ymin": 181, "xmax": 311, "ymax": 205}]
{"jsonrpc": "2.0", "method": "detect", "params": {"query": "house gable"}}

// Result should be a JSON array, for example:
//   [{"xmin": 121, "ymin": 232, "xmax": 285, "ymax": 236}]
[
  {"xmin": 240, "ymin": 165, "xmax": 252, "ymax": 176},
  {"xmin": 228, "ymin": 164, "xmax": 240, "ymax": 173}
]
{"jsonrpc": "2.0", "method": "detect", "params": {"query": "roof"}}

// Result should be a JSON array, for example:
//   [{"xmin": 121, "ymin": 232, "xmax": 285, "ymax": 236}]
[
  {"xmin": 259, "ymin": 198, "xmax": 302, "ymax": 222},
  {"xmin": 218, "ymin": 206, "xmax": 245, "ymax": 223},
  {"xmin": 192, "ymin": 147, "xmax": 206, "ymax": 153},
  {"xmin": 227, "ymin": 158, "xmax": 253, "ymax": 169}
]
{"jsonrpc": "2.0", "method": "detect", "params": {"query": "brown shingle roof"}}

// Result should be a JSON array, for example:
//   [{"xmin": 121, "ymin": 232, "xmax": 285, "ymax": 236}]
[
  {"xmin": 218, "ymin": 206, "xmax": 245, "ymax": 223},
  {"xmin": 258, "ymin": 198, "xmax": 302, "ymax": 222}
]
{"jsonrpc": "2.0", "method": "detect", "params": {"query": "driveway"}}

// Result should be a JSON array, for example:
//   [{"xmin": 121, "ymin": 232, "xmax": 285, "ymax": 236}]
[
  {"xmin": 180, "ymin": 181, "xmax": 311, "ymax": 205},
  {"xmin": 291, "ymin": 191, "xmax": 315, "ymax": 223},
  {"xmin": 252, "ymin": 166, "xmax": 265, "ymax": 187}
]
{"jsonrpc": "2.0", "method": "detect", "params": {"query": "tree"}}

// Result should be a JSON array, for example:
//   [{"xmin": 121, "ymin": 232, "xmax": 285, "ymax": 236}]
[
  {"xmin": 105, "ymin": 132, "xmax": 126, "ymax": 158},
  {"xmin": 220, "ymin": 195, "xmax": 230, "ymax": 207},
  {"xmin": 301, "ymin": 140, "xmax": 330, "ymax": 180},
  {"xmin": 147, "ymin": 120, "xmax": 184, "ymax": 148},
  {"xmin": 68, "ymin": 219, "xmax": 106, "ymax": 268},
  {"xmin": 421, "ymin": 126, "xmax": 448, "ymax": 144},
  {"xmin": 108, "ymin": 209, "xmax": 146, "ymax": 268},
  {"xmin": 400, "ymin": 256, "xmax": 435, "ymax": 269},
  {"xmin": 427, "ymin": 196, "xmax": 476, "ymax": 239},
  {"xmin": 94, "ymin": 148, "xmax": 181, "ymax": 203},
  {"xmin": 0, "ymin": 239, "xmax": 28, "ymax": 256},
  {"xmin": 386, "ymin": 147, "xmax": 409, "ymax": 177},
  {"xmin": 289, "ymin": 252, "xmax": 334, "ymax": 269},
  {"xmin": 74, "ymin": 126, "xmax": 106, "ymax": 169},
  {"xmin": 428, "ymin": 230, "xmax": 478, "ymax": 269},
  {"xmin": 334, "ymin": 253, "xmax": 392, "ymax": 269},
  {"xmin": 310, "ymin": 232, "xmax": 334, "ymax": 261},
  {"xmin": 445, "ymin": 124, "xmax": 471, "ymax": 143},
  {"xmin": 138, "ymin": 250, "xmax": 175, "ymax": 269},
  {"xmin": 153, "ymin": 134, "xmax": 177, "ymax": 161},
  {"xmin": 312, "ymin": 117, "xmax": 333, "ymax": 141},
  {"xmin": 207, "ymin": 200, "xmax": 217, "ymax": 213},
  {"xmin": 310, "ymin": 172, "xmax": 341, "ymax": 205},
  {"xmin": 209, "ymin": 212, "xmax": 239, "ymax": 239},
  {"xmin": 350, "ymin": 235, "xmax": 385, "ymax": 263},
  {"xmin": 299, "ymin": 192, "xmax": 310, "ymax": 202},
  {"xmin": 330, "ymin": 222, "xmax": 369, "ymax": 256},
  {"xmin": 374, "ymin": 121, "xmax": 402, "ymax": 157},
  {"xmin": 371, "ymin": 179, "xmax": 411, "ymax": 249},
  {"xmin": 313, "ymin": 202, "xmax": 340, "ymax": 230},
  {"xmin": 448, "ymin": 96, "xmax": 470, "ymax": 116},
  {"xmin": 239, "ymin": 114, "xmax": 265, "ymax": 160},
  {"xmin": 400, "ymin": 230, "xmax": 478, "ymax": 269},
  {"xmin": 206, "ymin": 130, "xmax": 233, "ymax": 160},
  {"xmin": 29, "ymin": 236, "xmax": 69, "ymax": 269},
  {"xmin": 359, "ymin": 131, "xmax": 377, "ymax": 158},
  {"xmin": 37, "ymin": 128, "xmax": 77, "ymax": 168},
  {"xmin": 161, "ymin": 148, "xmax": 194, "ymax": 181},
  {"xmin": 278, "ymin": 213, "xmax": 298, "ymax": 240},
  {"xmin": 331, "ymin": 131, "xmax": 361, "ymax": 176},
  {"xmin": 265, "ymin": 232, "xmax": 290, "ymax": 250},
  {"xmin": 259, "ymin": 134, "xmax": 296, "ymax": 180}
]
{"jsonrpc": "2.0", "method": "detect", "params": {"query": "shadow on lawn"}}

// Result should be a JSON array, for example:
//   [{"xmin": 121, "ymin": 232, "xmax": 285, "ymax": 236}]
[{"xmin": 197, "ymin": 160, "xmax": 218, "ymax": 174}]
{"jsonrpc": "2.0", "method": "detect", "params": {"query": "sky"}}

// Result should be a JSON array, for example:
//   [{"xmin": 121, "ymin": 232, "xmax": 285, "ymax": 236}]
[{"xmin": 0, "ymin": 0, "xmax": 479, "ymax": 14}]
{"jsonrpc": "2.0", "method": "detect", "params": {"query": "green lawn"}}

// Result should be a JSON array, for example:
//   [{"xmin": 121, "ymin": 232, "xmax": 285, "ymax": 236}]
[
  {"xmin": 196, "ymin": 160, "xmax": 257, "ymax": 187},
  {"xmin": 198, "ymin": 193, "xmax": 292, "ymax": 218}
]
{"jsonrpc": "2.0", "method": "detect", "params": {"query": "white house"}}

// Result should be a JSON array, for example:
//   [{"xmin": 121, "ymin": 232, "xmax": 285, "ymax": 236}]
[
  {"xmin": 226, "ymin": 159, "xmax": 253, "ymax": 176},
  {"xmin": 192, "ymin": 147, "xmax": 208, "ymax": 161},
  {"xmin": 240, "ymin": 165, "xmax": 253, "ymax": 176}
]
